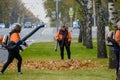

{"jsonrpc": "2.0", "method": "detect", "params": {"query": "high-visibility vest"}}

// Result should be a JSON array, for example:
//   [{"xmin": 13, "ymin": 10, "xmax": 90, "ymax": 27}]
[
  {"xmin": 56, "ymin": 29, "xmax": 71, "ymax": 42},
  {"xmin": 10, "ymin": 33, "xmax": 20, "ymax": 43},
  {"xmin": 114, "ymin": 30, "xmax": 120, "ymax": 45}
]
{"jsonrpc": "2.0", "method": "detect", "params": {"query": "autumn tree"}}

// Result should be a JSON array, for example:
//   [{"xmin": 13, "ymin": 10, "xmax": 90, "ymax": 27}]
[
  {"xmin": 44, "ymin": 0, "xmax": 82, "ymax": 27},
  {"xmin": 75, "ymin": 0, "xmax": 93, "ymax": 49},
  {"xmin": 96, "ymin": 0, "xmax": 107, "ymax": 58},
  {"xmin": 0, "ymin": 0, "xmax": 39, "ymax": 27}
]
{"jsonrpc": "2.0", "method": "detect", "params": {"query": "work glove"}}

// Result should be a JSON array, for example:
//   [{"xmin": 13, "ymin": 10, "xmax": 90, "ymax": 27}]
[
  {"xmin": 68, "ymin": 41, "xmax": 71, "ymax": 46},
  {"xmin": 16, "ymin": 40, "xmax": 28, "ymax": 47},
  {"xmin": 22, "ymin": 41, "xmax": 27, "ymax": 46},
  {"xmin": 19, "ymin": 46, "xmax": 24, "ymax": 51},
  {"xmin": 23, "ymin": 42, "xmax": 28, "ymax": 47},
  {"xmin": 16, "ymin": 40, "xmax": 23, "ymax": 45},
  {"xmin": 57, "ymin": 39, "xmax": 62, "ymax": 42}
]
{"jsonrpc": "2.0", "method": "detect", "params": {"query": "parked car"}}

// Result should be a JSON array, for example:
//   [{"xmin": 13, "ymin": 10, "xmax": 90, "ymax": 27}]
[
  {"xmin": 9, "ymin": 23, "xmax": 21, "ymax": 29},
  {"xmin": 0, "ymin": 23, "xmax": 5, "ymax": 28},
  {"xmin": 24, "ymin": 22, "xmax": 32, "ymax": 28}
]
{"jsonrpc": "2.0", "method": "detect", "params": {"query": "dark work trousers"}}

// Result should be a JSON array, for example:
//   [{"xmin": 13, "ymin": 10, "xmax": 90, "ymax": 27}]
[
  {"xmin": 114, "ymin": 45, "xmax": 120, "ymax": 74},
  {"xmin": 59, "ymin": 41, "xmax": 71, "ymax": 60},
  {"xmin": 1, "ymin": 46, "xmax": 22, "ymax": 73}
]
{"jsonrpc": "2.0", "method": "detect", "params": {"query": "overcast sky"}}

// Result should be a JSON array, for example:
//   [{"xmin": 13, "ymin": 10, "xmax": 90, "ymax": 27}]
[{"xmin": 21, "ymin": 0, "xmax": 49, "ymax": 22}]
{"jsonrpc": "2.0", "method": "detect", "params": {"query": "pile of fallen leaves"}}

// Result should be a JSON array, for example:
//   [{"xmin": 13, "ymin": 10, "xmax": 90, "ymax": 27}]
[{"xmin": 0, "ymin": 59, "xmax": 100, "ymax": 70}]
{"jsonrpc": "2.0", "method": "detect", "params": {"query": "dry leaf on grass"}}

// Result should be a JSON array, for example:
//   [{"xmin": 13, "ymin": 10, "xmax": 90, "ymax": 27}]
[{"xmin": 0, "ymin": 59, "xmax": 100, "ymax": 70}]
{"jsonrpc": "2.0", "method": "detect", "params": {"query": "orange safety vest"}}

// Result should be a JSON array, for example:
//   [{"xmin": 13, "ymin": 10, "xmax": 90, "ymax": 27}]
[
  {"xmin": 0, "ymin": 35, "xmax": 4, "ymax": 45},
  {"xmin": 10, "ymin": 33, "xmax": 20, "ymax": 43},
  {"xmin": 114, "ymin": 30, "xmax": 120, "ymax": 45},
  {"xmin": 56, "ymin": 30, "xmax": 71, "ymax": 42}
]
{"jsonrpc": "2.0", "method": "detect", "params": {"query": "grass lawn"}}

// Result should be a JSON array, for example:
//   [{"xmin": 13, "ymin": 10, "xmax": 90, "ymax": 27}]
[{"xmin": 0, "ymin": 42, "xmax": 116, "ymax": 80}]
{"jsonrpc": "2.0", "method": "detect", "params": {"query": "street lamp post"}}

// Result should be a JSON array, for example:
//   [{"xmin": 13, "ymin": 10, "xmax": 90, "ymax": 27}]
[
  {"xmin": 54, "ymin": 0, "xmax": 61, "ymax": 51},
  {"xmin": 93, "ymin": 0, "xmax": 96, "ymax": 27},
  {"xmin": 2, "ymin": 1, "xmax": 4, "ymax": 23},
  {"xmin": 69, "ymin": 7, "xmax": 74, "ymax": 28},
  {"xmin": 54, "ymin": 0, "xmax": 61, "ymax": 31}
]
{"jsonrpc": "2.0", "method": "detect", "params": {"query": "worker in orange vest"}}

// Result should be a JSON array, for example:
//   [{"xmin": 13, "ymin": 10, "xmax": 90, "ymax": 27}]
[
  {"xmin": 0, "ymin": 23, "xmax": 28, "ymax": 74},
  {"xmin": 56, "ymin": 24, "xmax": 71, "ymax": 60},
  {"xmin": 114, "ymin": 20, "xmax": 120, "ymax": 75}
]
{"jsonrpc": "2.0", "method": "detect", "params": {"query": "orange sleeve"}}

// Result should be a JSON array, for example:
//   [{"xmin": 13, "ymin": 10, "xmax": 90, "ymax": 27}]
[
  {"xmin": 114, "ymin": 30, "xmax": 120, "ymax": 44},
  {"xmin": 0, "ymin": 35, "xmax": 4, "ymax": 44},
  {"xmin": 10, "ymin": 33, "xmax": 20, "ymax": 42},
  {"xmin": 67, "ymin": 31, "xmax": 72, "ymax": 42},
  {"xmin": 56, "ymin": 31, "xmax": 59, "ymax": 40},
  {"xmin": 56, "ymin": 31, "xmax": 62, "ymax": 40}
]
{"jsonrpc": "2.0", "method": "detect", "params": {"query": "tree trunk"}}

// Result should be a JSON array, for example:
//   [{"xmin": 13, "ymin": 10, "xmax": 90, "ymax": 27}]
[
  {"xmin": 109, "ymin": 47, "xmax": 116, "ymax": 68},
  {"xmin": 108, "ymin": 0, "xmax": 116, "ymax": 69},
  {"xmin": 85, "ymin": 0, "xmax": 93, "ymax": 49},
  {"xmin": 81, "ymin": 1, "xmax": 87, "ymax": 46},
  {"xmin": 96, "ymin": 0, "xmax": 107, "ymax": 58},
  {"xmin": 82, "ymin": 19, "xmax": 87, "ymax": 46},
  {"xmin": 76, "ymin": 0, "xmax": 93, "ymax": 48},
  {"xmin": 78, "ymin": 20, "xmax": 82, "ymax": 42}
]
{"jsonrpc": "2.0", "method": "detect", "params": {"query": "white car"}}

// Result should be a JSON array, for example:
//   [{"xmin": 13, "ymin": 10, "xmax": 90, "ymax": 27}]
[
  {"xmin": 24, "ymin": 22, "xmax": 32, "ymax": 28},
  {"xmin": 0, "ymin": 23, "xmax": 5, "ymax": 28}
]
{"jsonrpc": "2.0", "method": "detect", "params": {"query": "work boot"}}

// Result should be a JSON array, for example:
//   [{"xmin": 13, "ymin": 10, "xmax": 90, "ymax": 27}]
[
  {"xmin": 0, "ymin": 71, "xmax": 3, "ymax": 74},
  {"xmin": 18, "ymin": 72, "xmax": 23, "ymax": 75}
]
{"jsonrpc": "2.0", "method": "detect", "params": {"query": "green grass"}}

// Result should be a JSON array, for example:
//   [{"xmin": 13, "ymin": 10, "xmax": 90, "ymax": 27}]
[
  {"xmin": 0, "ymin": 42, "xmax": 116, "ymax": 80},
  {"xmin": 0, "ymin": 69, "xmax": 115, "ymax": 80},
  {"xmin": 22, "ymin": 42, "xmax": 98, "ymax": 60}
]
